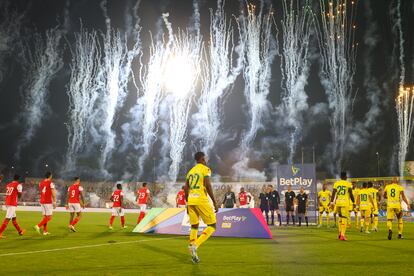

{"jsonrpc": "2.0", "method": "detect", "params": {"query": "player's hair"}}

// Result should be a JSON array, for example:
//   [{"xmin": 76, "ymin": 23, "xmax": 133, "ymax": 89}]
[
  {"xmin": 362, "ymin": 182, "xmax": 368, "ymax": 188},
  {"xmin": 116, "ymin": 183, "xmax": 122, "ymax": 189},
  {"xmin": 194, "ymin": 151, "xmax": 205, "ymax": 162},
  {"xmin": 13, "ymin": 174, "xmax": 20, "ymax": 181},
  {"xmin": 142, "ymin": 182, "xmax": 147, "ymax": 187},
  {"xmin": 181, "ymin": 185, "xmax": 185, "ymax": 189},
  {"xmin": 268, "ymin": 184, "xmax": 273, "ymax": 188},
  {"xmin": 74, "ymin": 176, "xmax": 80, "ymax": 181},
  {"xmin": 340, "ymin": 171, "xmax": 347, "ymax": 180},
  {"xmin": 367, "ymin": 182, "xmax": 373, "ymax": 188},
  {"xmin": 45, "ymin": 171, "xmax": 52, "ymax": 178}
]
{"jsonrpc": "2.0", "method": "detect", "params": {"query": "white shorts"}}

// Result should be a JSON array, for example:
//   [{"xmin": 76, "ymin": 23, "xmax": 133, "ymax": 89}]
[
  {"xmin": 68, "ymin": 203, "xmax": 82, "ymax": 213},
  {"xmin": 139, "ymin": 204, "xmax": 147, "ymax": 213},
  {"xmin": 5, "ymin": 206, "xmax": 17, "ymax": 219},
  {"xmin": 240, "ymin": 204, "xmax": 249, "ymax": 209},
  {"xmin": 112, "ymin": 207, "xmax": 125, "ymax": 217},
  {"xmin": 177, "ymin": 205, "xmax": 186, "ymax": 208},
  {"xmin": 41, "ymin": 204, "xmax": 53, "ymax": 216}
]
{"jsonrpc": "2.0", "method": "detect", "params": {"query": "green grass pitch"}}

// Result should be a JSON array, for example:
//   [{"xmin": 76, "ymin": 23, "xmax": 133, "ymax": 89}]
[{"xmin": 0, "ymin": 211, "xmax": 413, "ymax": 275}]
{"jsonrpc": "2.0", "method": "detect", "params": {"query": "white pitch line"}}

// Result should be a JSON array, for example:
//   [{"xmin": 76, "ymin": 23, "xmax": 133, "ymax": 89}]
[{"xmin": 0, "ymin": 237, "xmax": 177, "ymax": 257}]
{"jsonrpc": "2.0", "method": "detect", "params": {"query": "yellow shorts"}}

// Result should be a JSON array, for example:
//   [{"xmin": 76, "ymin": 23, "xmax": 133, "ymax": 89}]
[
  {"xmin": 319, "ymin": 205, "xmax": 330, "ymax": 213},
  {"xmin": 335, "ymin": 206, "xmax": 349, "ymax": 218},
  {"xmin": 360, "ymin": 208, "xmax": 371, "ymax": 218},
  {"xmin": 387, "ymin": 207, "xmax": 402, "ymax": 220},
  {"xmin": 188, "ymin": 204, "xmax": 216, "ymax": 225}
]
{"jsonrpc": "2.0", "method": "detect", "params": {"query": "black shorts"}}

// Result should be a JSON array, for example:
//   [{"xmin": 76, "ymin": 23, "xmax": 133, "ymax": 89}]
[
  {"xmin": 298, "ymin": 206, "xmax": 306, "ymax": 214},
  {"xmin": 285, "ymin": 204, "xmax": 294, "ymax": 212},
  {"xmin": 260, "ymin": 206, "xmax": 269, "ymax": 213},
  {"xmin": 269, "ymin": 205, "xmax": 279, "ymax": 211}
]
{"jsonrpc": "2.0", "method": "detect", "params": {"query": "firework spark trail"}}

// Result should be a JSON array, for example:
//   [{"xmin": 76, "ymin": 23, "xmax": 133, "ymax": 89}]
[
  {"xmin": 280, "ymin": 0, "xmax": 312, "ymax": 164},
  {"xmin": 191, "ymin": 0, "xmax": 245, "ymax": 155},
  {"xmin": 233, "ymin": 3, "xmax": 277, "ymax": 178},
  {"xmin": 65, "ymin": 28, "xmax": 101, "ymax": 172},
  {"xmin": 94, "ymin": 0, "xmax": 141, "ymax": 175},
  {"xmin": 391, "ymin": 0, "xmax": 405, "ymax": 86},
  {"xmin": 166, "ymin": 30, "xmax": 202, "ymax": 182},
  {"xmin": 15, "ymin": 28, "xmax": 63, "ymax": 160},
  {"xmin": 0, "ymin": 2, "xmax": 24, "ymax": 83},
  {"xmin": 396, "ymin": 86, "xmax": 414, "ymax": 177},
  {"xmin": 315, "ymin": 0, "xmax": 357, "ymax": 173}
]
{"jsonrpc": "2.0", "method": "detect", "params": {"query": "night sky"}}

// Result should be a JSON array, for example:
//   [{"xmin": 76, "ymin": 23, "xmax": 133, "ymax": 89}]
[{"xmin": 0, "ymin": 0, "xmax": 413, "ymax": 181}]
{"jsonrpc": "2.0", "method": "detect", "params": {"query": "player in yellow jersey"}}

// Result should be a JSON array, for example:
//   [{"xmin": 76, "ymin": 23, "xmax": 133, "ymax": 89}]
[
  {"xmin": 348, "ymin": 182, "xmax": 360, "ymax": 229},
  {"xmin": 330, "ymin": 172, "xmax": 355, "ymax": 241},
  {"xmin": 356, "ymin": 182, "xmax": 374, "ymax": 234},
  {"xmin": 383, "ymin": 178, "xmax": 410, "ymax": 240},
  {"xmin": 184, "ymin": 151, "xmax": 218, "ymax": 264},
  {"xmin": 317, "ymin": 183, "xmax": 331, "ymax": 227},
  {"xmin": 367, "ymin": 182, "xmax": 380, "ymax": 231}
]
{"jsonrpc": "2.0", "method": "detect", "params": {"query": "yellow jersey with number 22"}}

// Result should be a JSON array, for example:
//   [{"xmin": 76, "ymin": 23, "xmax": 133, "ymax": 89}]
[{"xmin": 186, "ymin": 163, "xmax": 211, "ymax": 206}]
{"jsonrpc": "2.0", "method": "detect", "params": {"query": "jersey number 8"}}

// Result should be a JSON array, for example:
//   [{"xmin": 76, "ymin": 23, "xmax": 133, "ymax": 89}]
[
  {"xmin": 390, "ymin": 188, "xmax": 395, "ymax": 197},
  {"xmin": 188, "ymin": 173, "xmax": 200, "ymax": 189}
]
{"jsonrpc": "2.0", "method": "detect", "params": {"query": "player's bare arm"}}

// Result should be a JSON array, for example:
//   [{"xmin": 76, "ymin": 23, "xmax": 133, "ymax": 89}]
[
  {"xmin": 184, "ymin": 179, "xmax": 189, "ymax": 202},
  {"xmin": 330, "ymin": 189, "xmax": 337, "ymax": 206},
  {"xmin": 348, "ymin": 188, "xmax": 354, "ymax": 203},
  {"xmin": 52, "ymin": 188, "xmax": 57, "ymax": 209},
  {"xmin": 401, "ymin": 191, "xmax": 410, "ymax": 210},
  {"xmin": 204, "ymin": 177, "xmax": 218, "ymax": 212},
  {"xmin": 369, "ymin": 195, "xmax": 374, "ymax": 207},
  {"xmin": 80, "ymin": 192, "xmax": 85, "ymax": 208}
]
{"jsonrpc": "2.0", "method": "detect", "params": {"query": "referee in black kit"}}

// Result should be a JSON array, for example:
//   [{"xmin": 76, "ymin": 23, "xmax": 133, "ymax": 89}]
[
  {"xmin": 296, "ymin": 187, "xmax": 309, "ymax": 227},
  {"xmin": 285, "ymin": 185, "xmax": 295, "ymax": 225},
  {"xmin": 268, "ymin": 185, "xmax": 281, "ymax": 226}
]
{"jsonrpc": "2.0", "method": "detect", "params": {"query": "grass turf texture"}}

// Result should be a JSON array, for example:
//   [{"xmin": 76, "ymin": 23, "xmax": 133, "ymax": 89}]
[{"xmin": 0, "ymin": 211, "xmax": 413, "ymax": 275}]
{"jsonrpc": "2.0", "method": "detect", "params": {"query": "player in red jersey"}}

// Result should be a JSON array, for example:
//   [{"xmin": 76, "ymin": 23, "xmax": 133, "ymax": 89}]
[
  {"xmin": 136, "ymin": 182, "xmax": 151, "ymax": 224},
  {"xmin": 238, "ymin": 187, "xmax": 251, "ymax": 208},
  {"xmin": 176, "ymin": 186, "xmax": 186, "ymax": 208},
  {"xmin": 109, "ymin": 183, "xmax": 127, "ymax": 230},
  {"xmin": 0, "ymin": 174, "xmax": 26, "ymax": 239},
  {"xmin": 65, "ymin": 177, "xmax": 85, "ymax": 232},
  {"xmin": 34, "ymin": 171, "xmax": 56, "ymax": 235}
]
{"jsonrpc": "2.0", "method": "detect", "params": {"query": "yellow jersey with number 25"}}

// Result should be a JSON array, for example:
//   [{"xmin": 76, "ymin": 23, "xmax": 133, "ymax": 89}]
[
  {"xmin": 333, "ymin": 180, "xmax": 352, "ymax": 207},
  {"xmin": 186, "ymin": 163, "xmax": 212, "ymax": 206}
]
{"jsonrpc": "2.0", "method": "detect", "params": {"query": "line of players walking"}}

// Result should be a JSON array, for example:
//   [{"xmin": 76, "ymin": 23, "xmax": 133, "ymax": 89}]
[
  {"xmin": 0, "ymin": 172, "xmax": 153, "ymax": 238},
  {"xmin": 321, "ymin": 172, "xmax": 411, "ymax": 241}
]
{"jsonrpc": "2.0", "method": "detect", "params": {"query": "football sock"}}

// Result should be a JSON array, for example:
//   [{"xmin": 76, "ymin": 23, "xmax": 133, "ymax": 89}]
[
  {"xmin": 271, "ymin": 213, "xmax": 274, "ymax": 225},
  {"xmin": 265, "ymin": 212, "xmax": 269, "ymax": 224},
  {"xmin": 355, "ymin": 212, "xmax": 359, "ymax": 227},
  {"xmin": 43, "ymin": 223, "xmax": 48, "ymax": 232},
  {"xmin": 109, "ymin": 216, "xmax": 115, "ymax": 226},
  {"xmin": 121, "ymin": 216, "xmax": 125, "ymax": 227},
  {"xmin": 291, "ymin": 215, "xmax": 295, "ymax": 225},
  {"xmin": 387, "ymin": 220, "xmax": 392, "ymax": 231},
  {"xmin": 0, "ymin": 219, "xmax": 10, "ymax": 234},
  {"xmin": 12, "ymin": 218, "xmax": 22, "ymax": 233},
  {"xmin": 298, "ymin": 217, "xmax": 302, "ymax": 226},
  {"xmin": 327, "ymin": 213, "xmax": 330, "ymax": 225},
  {"xmin": 398, "ymin": 218, "xmax": 403, "ymax": 235},
  {"xmin": 374, "ymin": 216, "xmax": 378, "ymax": 229},
  {"xmin": 277, "ymin": 214, "xmax": 282, "ymax": 225},
  {"xmin": 38, "ymin": 216, "xmax": 48, "ymax": 228},
  {"xmin": 305, "ymin": 216, "xmax": 308, "ymax": 227},
  {"xmin": 319, "ymin": 213, "xmax": 323, "ymax": 225},
  {"xmin": 341, "ymin": 218, "xmax": 347, "ymax": 236},
  {"xmin": 360, "ymin": 218, "xmax": 364, "ymax": 228},
  {"xmin": 365, "ymin": 215, "xmax": 370, "ymax": 231},
  {"xmin": 190, "ymin": 227, "xmax": 198, "ymax": 245},
  {"xmin": 137, "ymin": 212, "xmax": 145, "ymax": 224},
  {"xmin": 70, "ymin": 216, "xmax": 80, "ymax": 226},
  {"xmin": 195, "ymin": 226, "xmax": 215, "ymax": 248},
  {"xmin": 286, "ymin": 215, "xmax": 289, "ymax": 225}
]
